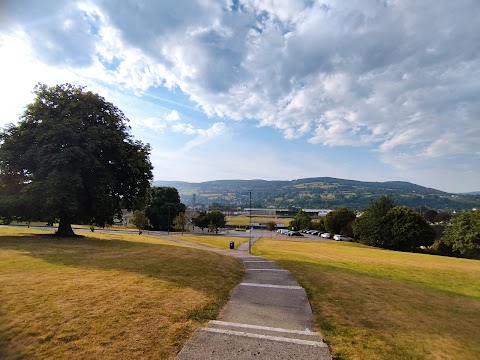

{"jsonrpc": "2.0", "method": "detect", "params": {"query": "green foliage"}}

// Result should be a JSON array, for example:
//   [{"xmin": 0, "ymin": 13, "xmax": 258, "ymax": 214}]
[
  {"xmin": 193, "ymin": 211, "xmax": 209, "ymax": 232},
  {"xmin": 289, "ymin": 209, "xmax": 312, "ymax": 230},
  {"xmin": 0, "ymin": 83, "xmax": 153, "ymax": 236},
  {"xmin": 324, "ymin": 207, "xmax": 356, "ymax": 235},
  {"xmin": 354, "ymin": 197, "xmax": 435, "ymax": 251},
  {"xmin": 353, "ymin": 196, "xmax": 395, "ymax": 247},
  {"xmin": 384, "ymin": 206, "xmax": 436, "ymax": 251},
  {"xmin": 131, "ymin": 210, "xmax": 148, "ymax": 233},
  {"xmin": 173, "ymin": 212, "xmax": 187, "ymax": 234},
  {"xmin": 442, "ymin": 210, "xmax": 480, "ymax": 257},
  {"xmin": 311, "ymin": 218, "xmax": 326, "ymax": 232},
  {"xmin": 146, "ymin": 187, "xmax": 186, "ymax": 231},
  {"xmin": 193, "ymin": 210, "xmax": 226, "ymax": 233},
  {"xmin": 265, "ymin": 221, "xmax": 277, "ymax": 232},
  {"xmin": 153, "ymin": 178, "xmax": 480, "ymax": 212}
]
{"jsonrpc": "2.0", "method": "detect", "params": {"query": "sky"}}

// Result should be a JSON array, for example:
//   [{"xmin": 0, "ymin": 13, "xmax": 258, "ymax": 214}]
[{"xmin": 0, "ymin": 0, "xmax": 479, "ymax": 193}]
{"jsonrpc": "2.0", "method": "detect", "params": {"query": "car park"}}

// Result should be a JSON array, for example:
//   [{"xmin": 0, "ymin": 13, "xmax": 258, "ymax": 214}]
[{"xmin": 288, "ymin": 231, "xmax": 303, "ymax": 236}]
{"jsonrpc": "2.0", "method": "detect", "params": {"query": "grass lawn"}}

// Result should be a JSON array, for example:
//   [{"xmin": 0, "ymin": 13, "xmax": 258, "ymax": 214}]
[
  {"xmin": 0, "ymin": 227, "xmax": 243, "ymax": 359},
  {"xmin": 171, "ymin": 234, "xmax": 249, "ymax": 250},
  {"xmin": 253, "ymin": 238, "xmax": 480, "ymax": 360},
  {"xmin": 226, "ymin": 215, "xmax": 292, "ymax": 227}
]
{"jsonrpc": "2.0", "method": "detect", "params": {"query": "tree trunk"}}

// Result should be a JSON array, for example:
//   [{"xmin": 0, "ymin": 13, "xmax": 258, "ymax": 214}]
[{"xmin": 56, "ymin": 216, "xmax": 76, "ymax": 237}]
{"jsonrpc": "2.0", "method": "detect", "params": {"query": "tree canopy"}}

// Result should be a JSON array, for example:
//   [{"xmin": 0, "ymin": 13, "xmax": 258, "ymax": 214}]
[
  {"xmin": 353, "ymin": 195, "xmax": 395, "ymax": 247},
  {"xmin": 324, "ymin": 207, "xmax": 356, "ymax": 235},
  {"xmin": 289, "ymin": 209, "xmax": 312, "ymax": 230},
  {"xmin": 353, "ymin": 196, "xmax": 435, "ymax": 251},
  {"xmin": 0, "ymin": 83, "xmax": 153, "ymax": 236},
  {"xmin": 145, "ymin": 187, "xmax": 186, "ymax": 231},
  {"xmin": 442, "ymin": 210, "xmax": 480, "ymax": 257},
  {"xmin": 384, "ymin": 206, "xmax": 435, "ymax": 251},
  {"xmin": 193, "ymin": 210, "xmax": 226, "ymax": 233}
]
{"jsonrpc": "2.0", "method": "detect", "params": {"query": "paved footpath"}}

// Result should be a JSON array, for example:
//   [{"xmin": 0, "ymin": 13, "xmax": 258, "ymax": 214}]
[{"xmin": 169, "ymin": 236, "xmax": 332, "ymax": 359}]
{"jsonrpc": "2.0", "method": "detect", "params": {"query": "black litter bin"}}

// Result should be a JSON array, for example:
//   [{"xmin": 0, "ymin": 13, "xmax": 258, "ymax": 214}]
[{"xmin": 229, "ymin": 241, "xmax": 234, "ymax": 250}]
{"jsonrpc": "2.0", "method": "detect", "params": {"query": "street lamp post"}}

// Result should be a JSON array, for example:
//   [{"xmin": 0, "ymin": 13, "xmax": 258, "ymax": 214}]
[
  {"xmin": 167, "ymin": 206, "xmax": 171, "ymax": 235},
  {"xmin": 249, "ymin": 191, "xmax": 252, "ymax": 254}
]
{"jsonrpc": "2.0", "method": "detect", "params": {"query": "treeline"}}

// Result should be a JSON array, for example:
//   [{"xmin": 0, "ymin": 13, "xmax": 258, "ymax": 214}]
[
  {"xmin": 155, "ymin": 178, "xmax": 480, "ymax": 212},
  {"xmin": 287, "ymin": 196, "xmax": 480, "ymax": 259}
]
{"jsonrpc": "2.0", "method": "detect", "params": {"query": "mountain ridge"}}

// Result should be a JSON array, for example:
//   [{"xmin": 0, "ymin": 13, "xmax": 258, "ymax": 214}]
[{"xmin": 152, "ymin": 177, "xmax": 478, "ymax": 211}]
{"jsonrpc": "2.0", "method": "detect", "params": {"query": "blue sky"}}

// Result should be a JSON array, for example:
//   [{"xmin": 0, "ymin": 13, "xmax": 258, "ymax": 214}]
[{"xmin": 0, "ymin": 0, "xmax": 479, "ymax": 193}]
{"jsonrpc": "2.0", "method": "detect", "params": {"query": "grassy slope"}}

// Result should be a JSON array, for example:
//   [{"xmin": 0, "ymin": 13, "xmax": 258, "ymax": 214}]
[
  {"xmin": 253, "ymin": 238, "xmax": 480, "ymax": 360},
  {"xmin": 0, "ymin": 228, "xmax": 243, "ymax": 359},
  {"xmin": 171, "ymin": 234, "xmax": 249, "ymax": 250}
]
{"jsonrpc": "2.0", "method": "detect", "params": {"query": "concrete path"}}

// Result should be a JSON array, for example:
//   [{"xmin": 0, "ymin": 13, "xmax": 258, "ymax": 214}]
[{"xmin": 173, "ymin": 236, "xmax": 332, "ymax": 359}]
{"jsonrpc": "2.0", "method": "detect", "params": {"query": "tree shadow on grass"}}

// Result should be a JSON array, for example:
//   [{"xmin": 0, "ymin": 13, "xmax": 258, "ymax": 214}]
[{"xmin": 0, "ymin": 234, "xmax": 243, "ymax": 296}]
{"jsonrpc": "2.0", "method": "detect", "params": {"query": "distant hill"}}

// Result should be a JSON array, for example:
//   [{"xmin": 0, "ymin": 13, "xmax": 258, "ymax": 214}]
[{"xmin": 152, "ymin": 177, "xmax": 479, "ymax": 211}]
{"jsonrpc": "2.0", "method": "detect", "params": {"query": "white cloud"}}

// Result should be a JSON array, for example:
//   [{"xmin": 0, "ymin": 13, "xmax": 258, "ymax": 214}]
[
  {"xmin": 1, "ymin": 0, "xmax": 479, "ymax": 191},
  {"xmin": 129, "ymin": 117, "xmax": 167, "ymax": 131},
  {"xmin": 171, "ymin": 123, "xmax": 196, "ymax": 135},
  {"xmin": 182, "ymin": 122, "xmax": 228, "ymax": 152},
  {"xmin": 165, "ymin": 110, "xmax": 180, "ymax": 121}
]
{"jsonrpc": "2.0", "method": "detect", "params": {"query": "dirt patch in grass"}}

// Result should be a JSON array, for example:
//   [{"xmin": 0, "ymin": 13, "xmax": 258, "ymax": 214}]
[
  {"xmin": 253, "ymin": 238, "xmax": 480, "ymax": 360},
  {"xmin": 0, "ymin": 230, "xmax": 243, "ymax": 359}
]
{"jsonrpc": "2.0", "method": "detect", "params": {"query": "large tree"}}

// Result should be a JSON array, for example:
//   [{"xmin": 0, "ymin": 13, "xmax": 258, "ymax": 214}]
[
  {"xmin": 146, "ymin": 187, "xmax": 186, "ymax": 231},
  {"xmin": 384, "ymin": 206, "xmax": 436, "ymax": 251},
  {"xmin": 442, "ymin": 210, "xmax": 480, "ymax": 257},
  {"xmin": 0, "ymin": 83, "xmax": 153, "ymax": 236},
  {"xmin": 353, "ymin": 195, "xmax": 395, "ymax": 247},
  {"xmin": 324, "ymin": 207, "xmax": 356, "ymax": 236}
]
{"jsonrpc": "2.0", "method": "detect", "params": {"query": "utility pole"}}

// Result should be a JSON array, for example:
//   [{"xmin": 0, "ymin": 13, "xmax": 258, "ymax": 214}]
[
  {"xmin": 167, "ymin": 205, "xmax": 171, "ymax": 235},
  {"xmin": 249, "ymin": 190, "xmax": 252, "ymax": 254}
]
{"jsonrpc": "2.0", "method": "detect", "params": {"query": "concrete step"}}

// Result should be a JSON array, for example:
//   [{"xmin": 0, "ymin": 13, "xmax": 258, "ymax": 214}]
[
  {"xmin": 175, "ymin": 321, "xmax": 332, "ymax": 360},
  {"xmin": 208, "ymin": 320, "xmax": 324, "ymax": 342}
]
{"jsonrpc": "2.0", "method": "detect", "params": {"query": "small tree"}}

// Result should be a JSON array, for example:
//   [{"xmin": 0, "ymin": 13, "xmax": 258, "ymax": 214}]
[
  {"xmin": 265, "ymin": 221, "xmax": 276, "ymax": 237},
  {"xmin": 131, "ymin": 210, "xmax": 148, "ymax": 235},
  {"xmin": 173, "ymin": 212, "xmax": 187, "ymax": 235},
  {"xmin": 442, "ymin": 210, "xmax": 480, "ymax": 257},
  {"xmin": 324, "ymin": 207, "xmax": 356, "ymax": 235},
  {"xmin": 206, "ymin": 210, "xmax": 226, "ymax": 234},
  {"xmin": 145, "ymin": 187, "xmax": 186, "ymax": 231},
  {"xmin": 193, "ymin": 211, "xmax": 209, "ymax": 233},
  {"xmin": 289, "ymin": 210, "xmax": 312, "ymax": 230}
]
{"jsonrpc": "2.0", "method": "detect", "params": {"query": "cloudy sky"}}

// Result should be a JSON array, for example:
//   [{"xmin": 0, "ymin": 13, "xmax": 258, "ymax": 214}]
[{"xmin": 1, "ymin": 0, "xmax": 479, "ymax": 193}]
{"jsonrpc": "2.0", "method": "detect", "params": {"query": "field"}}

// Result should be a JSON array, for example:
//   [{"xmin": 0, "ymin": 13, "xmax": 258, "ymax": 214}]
[
  {"xmin": 171, "ymin": 234, "xmax": 249, "ymax": 250},
  {"xmin": 0, "ymin": 228, "xmax": 243, "ymax": 359},
  {"xmin": 226, "ymin": 215, "xmax": 292, "ymax": 227},
  {"xmin": 253, "ymin": 238, "xmax": 480, "ymax": 360}
]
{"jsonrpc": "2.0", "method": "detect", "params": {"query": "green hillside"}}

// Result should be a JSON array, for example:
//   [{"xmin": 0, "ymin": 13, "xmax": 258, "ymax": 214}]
[{"xmin": 153, "ymin": 177, "xmax": 479, "ymax": 211}]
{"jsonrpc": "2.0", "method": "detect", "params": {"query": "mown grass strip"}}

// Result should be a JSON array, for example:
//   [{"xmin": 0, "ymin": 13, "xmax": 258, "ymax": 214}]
[
  {"xmin": 171, "ymin": 234, "xmax": 249, "ymax": 250},
  {"xmin": 0, "ymin": 228, "xmax": 243, "ymax": 359},
  {"xmin": 253, "ymin": 238, "xmax": 480, "ymax": 360}
]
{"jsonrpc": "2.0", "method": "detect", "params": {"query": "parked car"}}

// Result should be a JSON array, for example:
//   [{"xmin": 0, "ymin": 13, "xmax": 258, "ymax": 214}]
[
  {"xmin": 333, "ymin": 234, "xmax": 353, "ymax": 241},
  {"xmin": 289, "ymin": 231, "xmax": 303, "ymax": 237},
  {"xmin": 320, "ymin": 232, "xmax": 332, "ymax": 238}
]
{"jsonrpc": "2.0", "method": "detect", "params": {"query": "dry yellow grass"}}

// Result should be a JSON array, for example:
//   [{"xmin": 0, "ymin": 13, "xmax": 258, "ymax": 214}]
[
  {"xmin": 253, "ymin": 238, "xmax": 480, "ymax": 360},
  {"xmin": 170, "ymin": 234, "xmax": 249, "ymax": 250},
  {"xmin": 226, "ymin": 215, "xmax": 291, "ymax": 227},
  {"xmin": 0, "ymin": 228, "xmax": 243, "ymax": 359}
]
